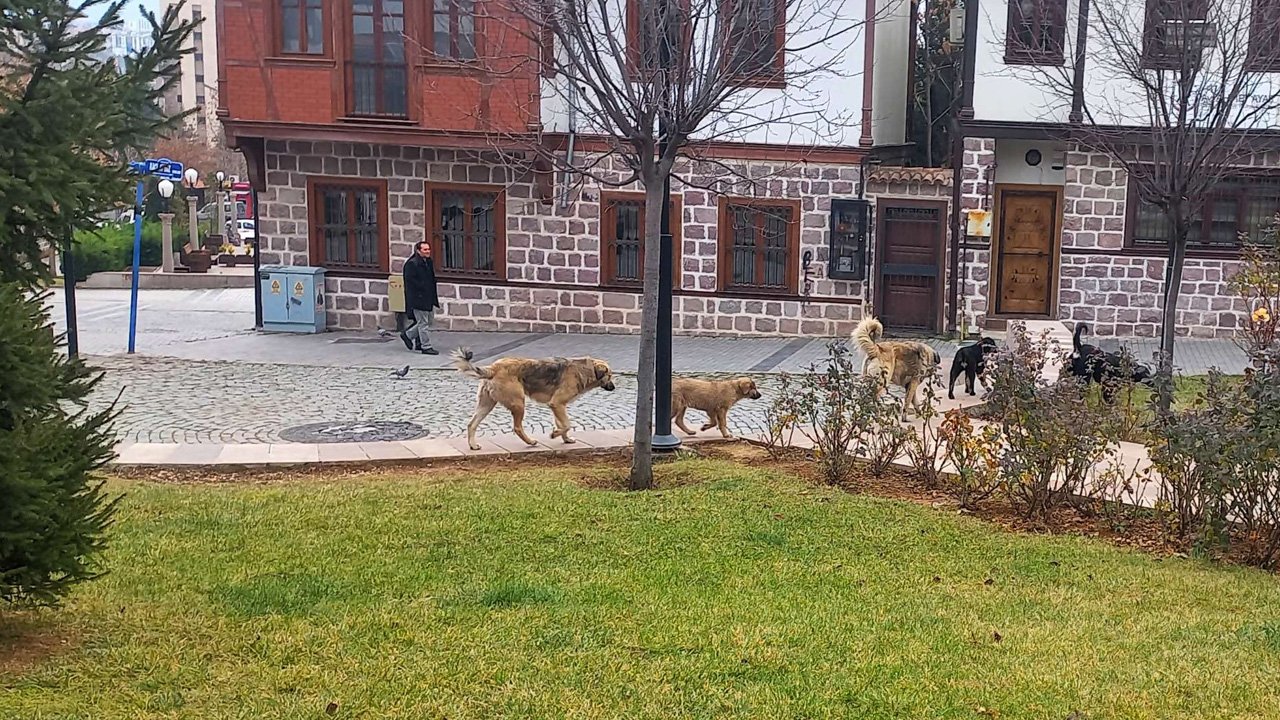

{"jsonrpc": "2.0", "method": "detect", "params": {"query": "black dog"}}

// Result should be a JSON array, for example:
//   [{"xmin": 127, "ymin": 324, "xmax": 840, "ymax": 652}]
[
  {"xmin": 948, "ymin": 337, "xmax": 999, "ymax": 400},
  {"xmin": 1069, "ymin": 323, "xmax": 1155, "ymax": 402}
]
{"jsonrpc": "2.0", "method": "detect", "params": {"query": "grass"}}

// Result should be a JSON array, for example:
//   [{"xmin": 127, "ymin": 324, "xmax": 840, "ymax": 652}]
[{"xmin": 4, "ymin": 458, "xmax": 1280, "ymax": 719}]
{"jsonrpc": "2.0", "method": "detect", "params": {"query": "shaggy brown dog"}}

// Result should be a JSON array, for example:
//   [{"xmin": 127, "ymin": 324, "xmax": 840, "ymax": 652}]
[
  {"xmin": 852, "ymin": 316, "xmax": 941, "ymax": 416},
  {"xmin": 452, "ymin": 348, "xmax": 616, "ymax": 450},
  {"xmin": 671, "ymin": 376, "xmax": 762, "ymax": 438}
]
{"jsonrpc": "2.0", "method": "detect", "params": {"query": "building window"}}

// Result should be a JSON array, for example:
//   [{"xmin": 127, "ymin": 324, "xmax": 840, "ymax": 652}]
[
  {"xmin": 600, "ymin": 192, "xmax": 682, "ymax": 286},
  {"xmin": 722, "ymin": 0, "xmax": 786, "ymax": 86},
  {"xmin": 350, "ymin": 0, "xmax": 407, "ymax": 116},
  {"xmin": 1143, "ymin": 0, "xmax": 1212, "ymax": 69},
  {"xmin": 431, "ymin": 0, "xmax": 476, "ymax": 60},
  {"xmin": 718, "ymin": 199, "xmax": 800, "ymax": 293},
  {"xmin": 428, "ymin": 185, "xmax": 505, "ymax": 278},
  {"xmin": 308, "ymin": 180, "xmax": 389, "ymax": 273},
  {"xmin": 1126, "ymin": 175, "xmax": 1280, "ymax": 251},
  {"xmin": 281, "ymin": 0, "xmax": 325, "ymax": 55},
  {"xmin": 626, "ymin": 0, "xmax": 689, "ymax": 76},
  {"xmin": 1249, "ymin": 0, "xmax": 1280, "ymax": 70},
  {"xmin": 1005, "ymin": 0, "xmax": 1067, "ymax": 65}
]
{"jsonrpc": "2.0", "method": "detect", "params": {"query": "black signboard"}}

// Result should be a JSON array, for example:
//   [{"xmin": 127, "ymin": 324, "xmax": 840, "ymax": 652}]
[{"xmin": 828, "ymin": 198, "xmax": 870, "ymax": 281}]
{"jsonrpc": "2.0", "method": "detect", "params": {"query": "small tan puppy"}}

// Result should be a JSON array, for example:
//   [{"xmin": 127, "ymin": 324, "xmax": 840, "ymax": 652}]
[{"xmin": 671, "ymin": 376, "xmax": 762, "ymax": 438}]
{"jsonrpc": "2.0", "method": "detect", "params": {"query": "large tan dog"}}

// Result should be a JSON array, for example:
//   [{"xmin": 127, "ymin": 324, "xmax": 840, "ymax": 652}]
[
  {"xmin": 671, "ymin": 377, "xmax": 762, "ymax": 438},
  {"xmin": 452, "ymin": 348, "xmax": 616, "ymax": 450},
  {"xmin": 852, "ymin": 316, "xmax": 940, "ymax": 415}
]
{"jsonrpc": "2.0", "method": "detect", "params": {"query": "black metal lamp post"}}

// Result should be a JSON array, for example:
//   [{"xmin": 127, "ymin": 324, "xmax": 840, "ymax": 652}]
[
  {"xmin": 652, "ymin": 9, "xmax": 681, "ymax": 452},
  {"xmin": 63, "ymin": 229, "xmax": 78, "ymax": 358}
]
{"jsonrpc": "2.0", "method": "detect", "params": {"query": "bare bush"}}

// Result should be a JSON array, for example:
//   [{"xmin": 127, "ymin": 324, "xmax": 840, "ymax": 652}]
[{"xmin": 937, "ymin": 409, "xmax": 1001, "ymax": 510}]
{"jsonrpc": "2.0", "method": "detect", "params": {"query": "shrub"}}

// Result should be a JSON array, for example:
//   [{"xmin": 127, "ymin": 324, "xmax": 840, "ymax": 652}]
[
  {"xmin": 985, "ymin": 324, "xmax": 1120, "ymax": 521},
  {"xmin": 1228, "ymin": 242, "xmax": 1280, "ymax": 371},
  {"xmin": 0, "ymin": 285, "xmax": 120, "ymax": 606},
  {"xmin": 937, "ymin": 410, "xmax": 1001, "ymax": 510},
  {"xmin": 65, "ymin": 222, "xmax": 166, "ymax": 281},
  {"xmin": 903, "ymin": 375, "xmax": 945, "ymax": 488},
  {"xmin": 768, "ymin": 341, "xmax": 907, "ymax": 485}
]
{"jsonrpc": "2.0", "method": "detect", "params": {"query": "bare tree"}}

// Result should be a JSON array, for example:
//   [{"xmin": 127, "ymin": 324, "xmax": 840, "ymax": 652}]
[
  {"xmin": 470, "ymin": 0, "xmax": 868, "ymax": 488},
  {"xmin": 1012, "ymin": 0, "xmax": 1280, "ymax": 405}
]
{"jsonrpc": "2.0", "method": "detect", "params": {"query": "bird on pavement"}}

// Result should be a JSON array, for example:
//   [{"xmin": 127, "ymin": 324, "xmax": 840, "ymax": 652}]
[
  {"xmin": 377, "ymin": 327, "xmax": 392, "ymax": 338},
  {"xmin": 390, "ymin": 365, "xmax": 410, "ymax": 379}
]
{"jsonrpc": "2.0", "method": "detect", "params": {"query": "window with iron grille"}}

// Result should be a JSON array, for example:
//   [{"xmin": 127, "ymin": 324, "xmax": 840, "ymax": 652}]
[
  {"xmin": 1127, "ymin": 174, "xmax": 1280, "ymax": 251},
  {"xmin": 626, "ymin": 0, "xmax": 690, "ymax": 76},
  {"xmin": 309, "ymin": 181, "xmax": 388, "ymax": 273},
  {"xmin": 429, "ymin": 187, "xmax": 504, "ymax": 278},
  {"xmin": 719, "ymin": 200, "xmax": 799, "ymax": 293},
  {"xmin": 722, "ymin": 0, "xmax": 786, "ymax": 86},
  {"xmin": 600, "ymin": 193, "xmax": 681, "ymax": 286},
  {"xmin": 432, "ymin": 0, "xmax": 477, "ymax": 60},
  {"xmin": 281, "ymin": 0, "xmax": 325, "ymax": 54},
  {"xmin": 1005, "ymin": 0, "xmax": 1067, "ymax": 65}
]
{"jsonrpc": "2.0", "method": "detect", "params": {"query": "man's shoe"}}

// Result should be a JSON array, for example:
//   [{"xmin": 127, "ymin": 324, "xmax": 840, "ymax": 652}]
[
  {"xmin": 421, "ymin": 347, "xmax": 440, "ymax": 356},
  {"xmin": 399, "ymin": 332, "xmax": 414, "ymax": 350}
]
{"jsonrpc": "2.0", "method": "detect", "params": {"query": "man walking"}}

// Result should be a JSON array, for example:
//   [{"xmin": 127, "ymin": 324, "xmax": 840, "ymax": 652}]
[{"xmin": 401, "ymin": 240, "xmax": 441, "ymax": 355}]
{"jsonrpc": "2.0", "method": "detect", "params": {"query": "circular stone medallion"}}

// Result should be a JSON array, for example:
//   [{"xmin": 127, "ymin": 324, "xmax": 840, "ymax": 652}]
[{"xmin": 279, "ymin": 421, "xmax": 427, "ymax": 444}]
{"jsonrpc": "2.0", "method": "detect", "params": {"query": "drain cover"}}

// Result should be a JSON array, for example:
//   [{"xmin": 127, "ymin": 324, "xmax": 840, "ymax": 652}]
[{"xmin": 279, "ymin": 421, "xmax": 427, "ymax": 444}]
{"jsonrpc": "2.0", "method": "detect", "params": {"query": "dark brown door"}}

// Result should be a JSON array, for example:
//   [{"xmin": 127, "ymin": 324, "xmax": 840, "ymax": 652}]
[
  {"xmin": 994, "ymin": 189, "xmax": 1058, "ymax": 316},
  {"xmin": 876, "ymin": 201, "xmax": 945, "ymax": 332}
]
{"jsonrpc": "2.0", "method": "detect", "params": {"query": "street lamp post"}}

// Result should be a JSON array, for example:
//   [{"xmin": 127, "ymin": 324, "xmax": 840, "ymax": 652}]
[
  {"xmin": 184, "ymin": 167, "xmax": 199, "ymax": 261},
  {"xmin": 157, "ymin": 179, "xmax": 176, "ymax": 273},
  {"xmin": 210, "ymin": 170, "xmax": 226, "ymax": 253},
  {"xmin": 652, "ymin": 12, "xmax": 680, "ymax": 453}
]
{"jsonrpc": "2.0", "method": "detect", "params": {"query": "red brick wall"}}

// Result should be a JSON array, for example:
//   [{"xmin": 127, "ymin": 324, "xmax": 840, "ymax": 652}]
[{"xmin": 220, "ymin": 0, "xmax": 538, "ymax": 133}]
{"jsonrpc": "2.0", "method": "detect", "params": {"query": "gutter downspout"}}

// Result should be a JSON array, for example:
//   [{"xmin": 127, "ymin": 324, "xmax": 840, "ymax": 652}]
[{"xmin": 559, "ymin": 49, "xmax": 578, "ymax": 209}]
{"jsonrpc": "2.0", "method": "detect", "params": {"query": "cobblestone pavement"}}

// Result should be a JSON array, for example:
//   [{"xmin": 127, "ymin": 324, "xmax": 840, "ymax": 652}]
[{"xmin": 90, "ymin": 356, "xmax": 792, "ymax": 444}]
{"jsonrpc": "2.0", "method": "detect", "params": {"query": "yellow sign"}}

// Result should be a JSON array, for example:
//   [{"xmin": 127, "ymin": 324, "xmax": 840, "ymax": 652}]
[
  {"xmin": 270, "ymin": 279, "xmax": 281, "ymax": 295},
  {"xmin": 293, "ymin": 280, "xmax": 305, "ymax": 297}
]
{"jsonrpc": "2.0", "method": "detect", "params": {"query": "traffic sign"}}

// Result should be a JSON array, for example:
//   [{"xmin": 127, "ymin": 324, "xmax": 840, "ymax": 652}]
[{"xmin": 128, "ymin": 157, "xmax": 185, "ymax": 180}]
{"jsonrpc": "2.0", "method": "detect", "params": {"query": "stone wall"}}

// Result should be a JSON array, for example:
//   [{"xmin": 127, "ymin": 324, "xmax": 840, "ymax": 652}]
[
  {"xmin": 957, "ymin": 138, "xmax": 1248, "ymax": 338},
  {"xmin": 258, "ymin": 140, "xmax": 873, "ymax": 336},
  {"xmin": 959, "ymin": 137, "xmax": 995, "ymax": 331}
]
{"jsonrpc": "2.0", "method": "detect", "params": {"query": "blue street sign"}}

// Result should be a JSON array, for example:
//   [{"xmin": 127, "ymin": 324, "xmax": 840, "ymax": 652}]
[{"xmin": 128, "ymin": 157, "xmax": 184, "ymax": 180}]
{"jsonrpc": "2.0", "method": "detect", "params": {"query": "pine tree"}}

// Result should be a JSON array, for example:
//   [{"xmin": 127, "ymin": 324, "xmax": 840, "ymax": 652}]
[{"xmin": 0, "ymin": 0, "xmax": 192, "ymax": 605}]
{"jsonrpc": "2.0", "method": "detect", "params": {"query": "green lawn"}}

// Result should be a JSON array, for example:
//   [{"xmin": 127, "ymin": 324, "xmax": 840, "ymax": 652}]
[{"xmin": 4, "ymin": 459, "xmax": 1280, "ymax": 719}]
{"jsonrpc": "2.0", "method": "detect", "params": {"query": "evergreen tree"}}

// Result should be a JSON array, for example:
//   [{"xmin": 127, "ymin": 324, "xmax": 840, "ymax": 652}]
[{"xmin": 1, "ymin": 0, "xmax": 192, "ymax": 605}]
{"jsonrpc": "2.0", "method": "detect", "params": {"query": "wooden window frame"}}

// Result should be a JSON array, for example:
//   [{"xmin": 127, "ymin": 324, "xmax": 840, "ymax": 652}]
[
  {"xmin": 599, "ymin": 191, "xmax": 683, "ymax": 288},
  {"xmin": 1123, "ymin": 172, "xmax": 1280, "ymax": 255},
  {"xmin": 1248, "ymin": 0, "xmax": 1280, "ymax": 71},
  {"xmin": 1004, "ymin": 0, "xmax": 1068, "ymax": 66},
  {"xmin": 427, "ymin": 0, "xmax": 479, "ymax": 63},
  {"xmin": 277, "ymin": 0, "xmax": 327, "ymax": 56},
  {"xmin": 307, "ymin": 177, "xmax": 390, "ymax": 276},
  {"xmin": 1141, "ymin": 0, "xmax": 1212, "ymax": 70},
  {"xmin": 716, "ymin": 197, "xmax": 802, "ymax": 295},
  {"xmin": 625, "ymin": 0, "xmax": 694, "ymax": 78},
  {"xmin": 720, "ymin": 0, "xmax": 787, "ymax": 89},
  {"xmin": 426, "ymin": 182, "xmax": 508, "ymax": 281}
]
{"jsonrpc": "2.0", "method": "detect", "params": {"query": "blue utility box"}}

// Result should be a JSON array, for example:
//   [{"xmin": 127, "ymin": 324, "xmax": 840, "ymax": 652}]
[{"xmin": 259, "ymin": 265, "xmax": 327, "ymax": 333}]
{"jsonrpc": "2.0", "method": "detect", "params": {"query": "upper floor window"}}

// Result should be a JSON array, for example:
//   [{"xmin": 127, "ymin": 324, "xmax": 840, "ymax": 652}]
[
  {"xmin": 428, "ymin": 185, "xmax": 505, "ymax": 278},
  {"xmin": 723, "ymin": 0, "xmax": 786, "ymax": 86},
  {"xmin": 1005, "ymin": 0, "xmax": 1067, "ymax": 65},
  {"xmin": 1143, "ymin": 0, "xmax": 1212, "ymax": 69},
  {"xmin": 600, "ymin": 192, "xmax": 682, "ymax": 286},
  {"xmin": 309, "ymin": 179, "xmax": 389, "ymax": 274},
  {"xmin": 718, "ymin": 198, "xmax": 800, "ymax": 294},
  {"xmin": 432, "ymin": 0, "xmax": 477, "ymax": 60},
  {"xmin": 1249, "ymin": 0, "xmax": 1280, "ymax": 70},
  {"xmin": 281, "ymin": 0, "xmax": 324, "ymax": 54},
  {"xmin": 1127, "ymin": 174, "xmax": 1280, "ymax": 252},
  {"xmin": 626, "ymin": 0, "xmax": 690, "ymax": 76}
]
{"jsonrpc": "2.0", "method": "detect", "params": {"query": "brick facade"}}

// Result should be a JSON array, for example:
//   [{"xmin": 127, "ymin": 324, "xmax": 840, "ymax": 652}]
[
  {"xmin": 962, "ymin": 137, "xmax": 1248, "ymax": 338},
  {"xmin": 258, "ymin": 140, "xmax": 875, "ymax": 336}
]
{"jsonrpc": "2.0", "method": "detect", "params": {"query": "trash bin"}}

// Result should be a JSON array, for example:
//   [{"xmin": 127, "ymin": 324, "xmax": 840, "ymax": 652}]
[{"xmin": 259, "ymin": 265, "xmax": 326, "ymax": 333}]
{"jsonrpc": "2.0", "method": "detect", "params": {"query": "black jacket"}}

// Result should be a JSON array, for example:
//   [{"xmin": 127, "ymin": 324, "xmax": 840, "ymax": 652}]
[{"xmin": 404, "ymin": 254, "xmax": 441, "ymax": 311}]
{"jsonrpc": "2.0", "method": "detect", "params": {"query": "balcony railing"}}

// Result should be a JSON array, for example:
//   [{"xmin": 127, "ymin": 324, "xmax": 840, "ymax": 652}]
[{"xmin": 346, "ymin": 61, "xmax": 409, "ymax": 119}]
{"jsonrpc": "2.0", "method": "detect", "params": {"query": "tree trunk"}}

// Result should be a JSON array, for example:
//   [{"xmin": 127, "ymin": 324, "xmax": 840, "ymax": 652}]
[
  {"xmin": 1158, "ymin": 234, "xmax": 1188, "ymax": 412},
  {"xmin": 629, "ymin": 173, "xmax": 666, "ymax": 490}
]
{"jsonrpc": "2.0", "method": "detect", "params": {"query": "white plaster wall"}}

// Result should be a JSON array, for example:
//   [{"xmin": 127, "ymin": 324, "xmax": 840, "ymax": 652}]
[
  {"xmin": 994, "ymin": 139, "xmax": 1068, "ymax": 185},
  {"xmin": 973, "ymin": 0, "xmax": 1280, "ymax": 130},
  {"xmin": 871, "ymin": 0, "xmax": 912, "ymax": 146},
  {"xmin": 539, "ymin": 0, "xmax": 873, "ymax": 147}
]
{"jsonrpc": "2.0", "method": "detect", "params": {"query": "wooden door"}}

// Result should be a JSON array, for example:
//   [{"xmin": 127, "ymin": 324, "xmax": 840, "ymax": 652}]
[
  {"xmin": 994, "ymin": 188, "xmax": 1059, "ymax": 316},
  {"xmin": 876, "ymin": 201, "xmax": 946, "ymax": 332}
]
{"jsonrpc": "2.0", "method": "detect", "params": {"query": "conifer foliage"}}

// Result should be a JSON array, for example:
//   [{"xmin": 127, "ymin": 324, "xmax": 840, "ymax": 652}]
[{"xmin": 0, "ymin": 0, "xmax": 192, "ymax": 605}]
